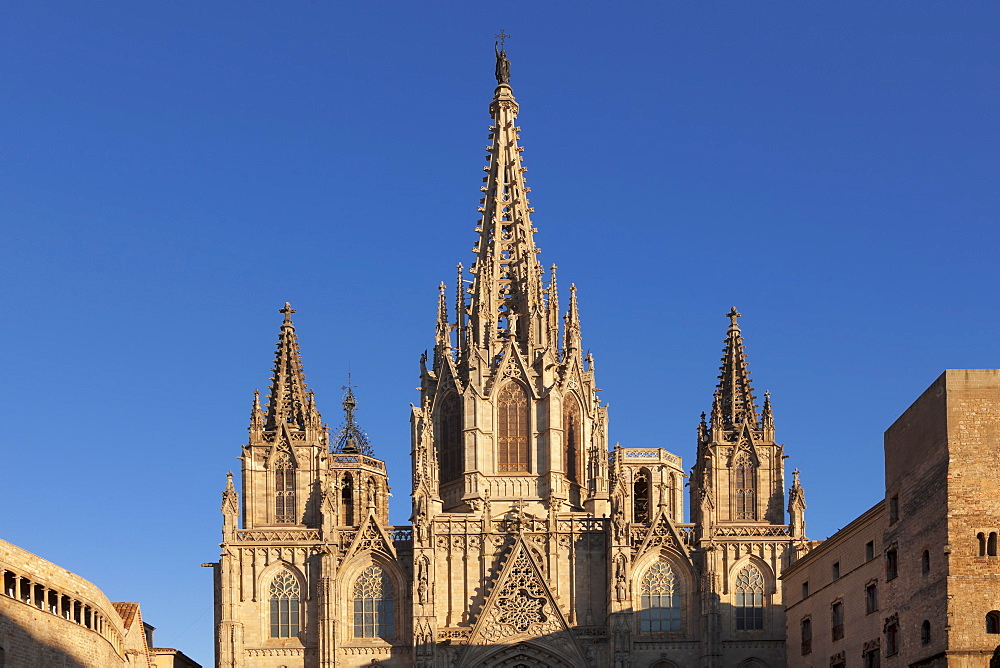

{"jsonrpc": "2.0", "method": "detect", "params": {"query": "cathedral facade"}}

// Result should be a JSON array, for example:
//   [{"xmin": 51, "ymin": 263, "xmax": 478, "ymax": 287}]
[{"xmin": 210, "ymin": 51, "xmax": 809, "ymax": 668}]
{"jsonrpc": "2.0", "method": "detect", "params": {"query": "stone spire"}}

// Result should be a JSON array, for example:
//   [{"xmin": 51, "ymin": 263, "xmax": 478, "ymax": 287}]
[
  {"xmin": 714, "ymin": 307, "xmax": 759, "ymax": 430},
  {"xmin": 464, "ymin": 50, "xmax": 548, "ymax": 360},
  {"xmin": 264, "ymin": 303, "xmax": 320, "ymax": 430}
]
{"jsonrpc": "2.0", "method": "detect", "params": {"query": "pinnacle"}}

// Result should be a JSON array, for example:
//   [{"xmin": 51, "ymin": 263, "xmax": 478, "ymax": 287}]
[
  {"xmin": 263, "ymin": 302, "xmax": 318, "ymax": 431},
  {"xmin": 714, "ymin": 306, "xmax": 759, "ymax": 430}
]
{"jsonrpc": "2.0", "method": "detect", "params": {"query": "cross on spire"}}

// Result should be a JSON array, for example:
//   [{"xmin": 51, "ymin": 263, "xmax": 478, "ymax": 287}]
[{"xmin": 494, "ymin": 29, "xmax": 510, "ymax": 50}]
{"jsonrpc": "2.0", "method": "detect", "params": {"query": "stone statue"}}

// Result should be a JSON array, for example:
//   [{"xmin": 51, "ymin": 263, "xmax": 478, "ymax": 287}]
[{"xmin": 495, "ymin": 44, "xmax": 511, "ymax": 85}]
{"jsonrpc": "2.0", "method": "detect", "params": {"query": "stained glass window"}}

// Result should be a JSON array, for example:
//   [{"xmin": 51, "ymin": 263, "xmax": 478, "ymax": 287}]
[
  {"xmin": 353, "ymin": 566, "xmax": 395, "ymax": 639},
  {"xmin": 274, "ymin": 453, "xmax": 295, "ymax": 524},
  {"xmin": 269, "ymin": 570, "xmax": 300, "ymax": 638},
  {"xmin": 563, "ymin": 397, "xmax": 581, "ymax": 484},
  {"xmin": 735, "ymin": 564, "xmax": 765, "ymax": 630},
  {"xmin": 734, "ymin": 452, "xmax": 756, "ymax": 520},
  {"xmin": 639, "ymin": 561, "xmax": 681, "ymax": 632},
  {"xmin": 498, "ymin": 383, "xmax": 529, "ymax": 472},
  {"xmin": 439, "ymin": 392, "xmax": 463, "ymax": 483}
]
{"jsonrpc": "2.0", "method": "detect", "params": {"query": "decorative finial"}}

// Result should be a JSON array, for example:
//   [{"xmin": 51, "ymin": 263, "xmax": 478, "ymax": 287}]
[
  {"xmin": 727, "ymin": 306, "xmax": 741, "ymax": 328},
  {"xmin": 333, "ymin": 374, "xmax": 372, "ymax": 455},
  {"xmin": 792, "ymin": 469, "xmax": 801, "ymax": 486},
  {"xmin": 494, "ymin": 31, "xmax": 511, "ymax": 85},
  {"xmin": 280, "ymin": 302, "xmax": 296, "ymax": 324}
]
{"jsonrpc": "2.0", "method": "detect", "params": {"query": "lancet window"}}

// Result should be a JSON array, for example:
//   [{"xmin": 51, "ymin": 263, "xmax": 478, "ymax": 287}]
[
  {"xmin": 341, "ymin": 474, "xmax": 354, "ymax": 526},
  {"xmin": 273, "ymin": 453, "xmax": 295, "ymax": 524},
  {"xmin": 633, "ymin": 469, "xmax": 651, "ymax": 523},
  {"xmin": 353, "ymin": 566, "xmax": 395, "ymax": 639},
  {"xmin": 734, "ymin": 451, "xmax": 757, "ymax": 520},
  {"xmin": 639, "ymin": 561, "xmax": 681, "ymax": 632},
  {"xmin": 735, "ymin": 564, "xmax": 765, "ymax": 630},
  {"xmin": 268, "ymin": 570, "xmax": 300, "ymax": 638},
  {"xmin": 439, "ymin": 392, "xmax": 463, "ymax": 484},
  {"xmin": 563, "ymin": 397, "xmax": 581, "ymax": 484},
  {"xmin": 498, "ymin": 382, "xmax": 529, "ymax": 472}
]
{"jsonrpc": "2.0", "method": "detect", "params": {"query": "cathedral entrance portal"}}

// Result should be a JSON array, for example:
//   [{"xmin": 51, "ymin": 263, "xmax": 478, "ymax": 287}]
[{"xmin": 474, "ymin": 642, "xmax": 572, "ymax": 668}]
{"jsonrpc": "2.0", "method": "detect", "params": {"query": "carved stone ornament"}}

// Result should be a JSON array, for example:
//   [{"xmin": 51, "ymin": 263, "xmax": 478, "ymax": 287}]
[{"xmin": 478, "ymin": 546, "xmax": 562, "ymax": 642}]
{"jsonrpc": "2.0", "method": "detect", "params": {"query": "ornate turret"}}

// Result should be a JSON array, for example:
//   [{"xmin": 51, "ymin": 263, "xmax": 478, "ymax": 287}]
[
  {"xmin": 691, "ymin": 308, "xmax": 789, "ymax": 528},
  {"xmin": 412, "ymin": 43, "xmax": 609, "ymax": 516}
]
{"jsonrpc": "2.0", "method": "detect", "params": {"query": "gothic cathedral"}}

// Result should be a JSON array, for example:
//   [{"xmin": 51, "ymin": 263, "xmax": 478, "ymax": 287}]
[{"xmin": 211, "ymin": 49, "xmax": 811, "ymax": 668}]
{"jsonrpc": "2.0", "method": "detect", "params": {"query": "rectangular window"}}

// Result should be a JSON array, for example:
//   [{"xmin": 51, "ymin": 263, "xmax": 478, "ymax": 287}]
[
  {"xmin": 863, "ymin": 648, "xmax": 881, "ymax": 668},
  {"xmin": 801, "ymin": 617, "xmax": 812, "ymax": 655},
  {"xmin": 832, "ymin": 562, "xmax": 840, "ymax": 580},
  {"xmin": 831, "ymin": 601, "xmax": 844, "ymax": 641},
  {"xmin": 866, "ymin": 540, "xmax": 875, "ymax": 561},
  {"xmin": 886, "ymin": 548, "xmax": 898, "ymax": 581},
  {"xmin": 802, "ymin": 581, "xmax": 809, "ymax": 599},
  {"xmin": 866, "ymin": 582, "xmax": 878, "ymax": 614},
  {"xmin": 889, "ymin": 495, "xmax": 899, "ymax": 523}
]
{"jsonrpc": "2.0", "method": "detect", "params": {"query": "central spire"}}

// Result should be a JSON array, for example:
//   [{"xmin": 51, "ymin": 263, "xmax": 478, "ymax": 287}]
[{"xmin": 465, "ymin": 44, "xmax": 547, "ymax": 358}]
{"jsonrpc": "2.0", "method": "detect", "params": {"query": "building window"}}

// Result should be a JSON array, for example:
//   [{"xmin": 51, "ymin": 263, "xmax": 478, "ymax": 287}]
[
  {"xmin": 989, "ymin": 532, "xmax": 998, "ymax": 557},
  {"xmin": 979, "ymin": 532, "xmax": 987, "ymax": 556},
  {"xmin": 269, "ymin": 570, "xmax": 301, "ymax": 638},
  {"xmin": 921, "ymin": 549, "xmax": 930, "ymax": 574},
  {"xmin": 633, "ymin": 469, "xmax": 651, "ymax": 523},
  {"xmin": 831, "ymin": 600, "xmax": 844, "ymax": 641},
  {"xmin": 639, "ymin": 561, "xmax": 681, "ymax": 632},
  {"xmin": 735, "ymin": 564, "xmax": 765, "ymax": 631},
  {"xmin": 273, "ymin": 453, "xmax": 295, "ymax": 524},
  {"xmin": 438, "ymin": 392, "xmax": 462, "ymax": 484},
  {"xmin": 885, "ymin": 620, "xmax": 899, "ymax": 655},
  {"xmin": 885, "ymin": 548, "xmax": 898, "ymax": 581},
  {"xmin": 921, "ymin": 619, "xmax": 931, "ymax": 645},
  {"xmin": 863, "ymin": 646, "xmax": 881, "ymax": 668},
  {"xmin": 563, "ymin": 397, "xmax": 582, "ymax": 484},
  {"xmin": 802, "ymin": 581, "xmax": 809, "ymax": 599},
  {"xmin": 341, "ymin": 473, "xmax": 354, "ymax": 526},
  {"xmin": 353, "ymin": 566, "xmax": 395, "ymax": 639},
  {"xmin": 832, "ymin": 562, "xmax": 840, "ymax": 580},
  {"xmin": 866, "ymin": 540, "xmax": 875, "ymax": 561},
  {"xmin": 866, "ymin": 581, "xmax": 878, "ymax": 614},
  {"xmin": 497, "ymin": 382, "xmax": 529, "ymax": 472},
  {"xmin": 831, "ymin": 652, "xmax": 846, "ymax": 668},
  {"xmin": 800, "ymin": 617, "xmax": 812, "ymax": 655},
  {"xmin": 987, "ymin": 610, "xmax": 1000, "ymax": 634},
  {"xmin": 734, "ymin": 451, "xmax": 757, "ymax": 520},
  {"xmin": 889, "ymin": 495, "xmax": 899, "ymax": 523}
]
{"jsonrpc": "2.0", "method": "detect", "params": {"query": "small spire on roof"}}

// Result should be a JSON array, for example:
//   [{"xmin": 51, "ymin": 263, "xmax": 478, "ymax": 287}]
[{"xmin": 333, "ymin": 374, "xmax": 373, "ymax": 455}]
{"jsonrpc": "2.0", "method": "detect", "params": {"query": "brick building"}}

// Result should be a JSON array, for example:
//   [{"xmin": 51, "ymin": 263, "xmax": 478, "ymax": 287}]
[{"xmin": 782, "ymin": 370, "xmax": 1000, "ymax": 667}]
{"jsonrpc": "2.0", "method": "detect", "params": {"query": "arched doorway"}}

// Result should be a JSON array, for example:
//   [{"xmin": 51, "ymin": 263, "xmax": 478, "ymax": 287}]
[{"xmin": 477, "ymin": 642, "xmax": 574, "ymax": 667}]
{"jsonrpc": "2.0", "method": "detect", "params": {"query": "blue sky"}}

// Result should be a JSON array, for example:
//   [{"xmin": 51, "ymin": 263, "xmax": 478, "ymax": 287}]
[{"xmin": 3, "ymin": 2, "xmax": 998, "ymax": 664}]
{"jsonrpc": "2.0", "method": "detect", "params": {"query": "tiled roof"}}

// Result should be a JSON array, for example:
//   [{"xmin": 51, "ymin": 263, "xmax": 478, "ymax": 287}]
[{"xmin": 112, "ymin": 602, "xmax": 139, "ymax": 629}]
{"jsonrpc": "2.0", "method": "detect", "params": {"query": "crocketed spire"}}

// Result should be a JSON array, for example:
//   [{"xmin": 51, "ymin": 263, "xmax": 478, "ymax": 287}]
[
  {"xmin": 264, "ymin": 303, "xmax": 320, "ymax": 430},
  {"xmin": 713, "ymin": 307, "xmax": 759, "ymax": 429}
]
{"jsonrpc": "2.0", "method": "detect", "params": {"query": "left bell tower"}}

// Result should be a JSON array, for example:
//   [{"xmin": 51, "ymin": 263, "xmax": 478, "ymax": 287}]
[{"xmin": 243, "ymin": 302, "xmax": 328, "ymax": 530}]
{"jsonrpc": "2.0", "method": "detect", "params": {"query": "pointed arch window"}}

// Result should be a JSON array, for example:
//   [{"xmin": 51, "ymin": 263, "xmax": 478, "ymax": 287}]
[
  {"xmin": 633, "ymin": 468, "xmax": 651, "ymax": 523},
  {"xmin": 439, "ymin": 392, "xmax": 463, "ymax": 484},
  {"xmin": 273, "ymin": 453, "xmax": 295, "ymax": 524},
  {"xmin": 734, "ymin": 451, "xmax": 757, "ymax": 520},
  {"xmin": 341, "ymin": 474, "xmax": 354, "ymax": 526},
  {"xmin": 735, "ymin": 564, "xmax": 765, "ymax": 630},
  {"xmin": 353, "ymin": 566, "xmax": 395, "ymax": 639},
  {"xmin": 639, "ymin": 560, "xmax": 681, "ymax": 632},
  {"xmin": 268, "ymin": 570, "xmax": 300, "ymax": 638},
  {"xmin": 498, "ymin": 383, "xmax": 529, "ymax": 473},
  {"xmin": 563, "ymin": 396, "xmax": 582, "ymax": 484}
]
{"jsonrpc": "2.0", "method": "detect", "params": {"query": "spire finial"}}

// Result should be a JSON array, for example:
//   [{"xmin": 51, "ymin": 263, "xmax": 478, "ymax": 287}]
[
  {"xmin": 727, "ymin": 306, "xmax": 741, "ymax": 329},
  {"xmin": 334, "ymin": 375, "xmax": 373, "ymax": 455},
  {"xmin": 494, "ymin": 32, "xmax": 511, "ymax": 85},
  {"xmin": 264, "ymin": 303, "xmax": 314, "ymax": 430},
  {"xmin": 281, "ymin": 302, "xmax": 296, "ymax": 324}
]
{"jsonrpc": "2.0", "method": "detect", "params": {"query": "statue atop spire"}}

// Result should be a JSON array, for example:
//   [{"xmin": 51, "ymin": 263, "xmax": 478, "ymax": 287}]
[{"xmin": 494, "ymin": 30, "xmax": 511, "ymax": 85}]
